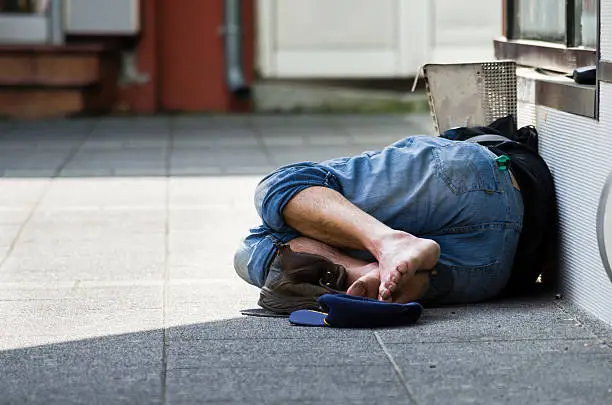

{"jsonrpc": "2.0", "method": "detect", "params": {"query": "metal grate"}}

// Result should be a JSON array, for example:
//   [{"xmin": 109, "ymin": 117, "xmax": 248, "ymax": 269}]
[
  {"xmin": 480, "ymin": 61, "xmax": 517, "ymax": 125},
  {"xmin": 424, "ymin": 61, "xmax": 517, "ymax": 134}
]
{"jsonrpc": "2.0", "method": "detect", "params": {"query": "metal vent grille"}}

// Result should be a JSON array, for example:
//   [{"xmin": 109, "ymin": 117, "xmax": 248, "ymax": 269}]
[
  {"xmin": 424, "ymin": 61, "xmax": 517, "ymax": 134},
  {"xmin": 479, "ymin": 62, "xmax": 517, "ymax": 125}
]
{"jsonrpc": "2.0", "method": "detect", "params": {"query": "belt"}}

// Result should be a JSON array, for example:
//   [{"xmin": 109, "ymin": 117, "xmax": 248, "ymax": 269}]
[{"xmin": 509, "ymin": 170, "xmax": 520, "ymax": 191}]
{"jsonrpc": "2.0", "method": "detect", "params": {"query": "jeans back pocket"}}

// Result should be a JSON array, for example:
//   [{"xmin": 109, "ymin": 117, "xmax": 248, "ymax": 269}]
[{"xmin": 432, "ymin": 143, "xmax": 501, "ymax": 195}]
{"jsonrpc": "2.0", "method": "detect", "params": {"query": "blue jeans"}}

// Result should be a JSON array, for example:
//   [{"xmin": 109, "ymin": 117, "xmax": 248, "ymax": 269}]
[{"xmin": 234, "ymin": 135, "xmax": 523, "ymax": 304}]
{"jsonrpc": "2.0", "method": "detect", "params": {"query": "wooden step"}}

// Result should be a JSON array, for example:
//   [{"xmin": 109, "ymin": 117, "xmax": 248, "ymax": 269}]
[
  {"xmin": 0, "ymin": 44, "xmax": 119, "ymax": 119},
  {"xmin": 0, "ymin": 88, "xmax": 85, "ymax": 119},
  {"xmin": 0, "ymin": 86, "xmax": 117, "ymax": 120},
  {"xmin": 0, "ymin": 44, "xmax": 111, "ymax": 86}
]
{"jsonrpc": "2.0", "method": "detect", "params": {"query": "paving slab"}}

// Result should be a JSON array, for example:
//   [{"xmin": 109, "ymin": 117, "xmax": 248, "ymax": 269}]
[
  {"xmin": 165, "ymin": 280, "xmax": 260, "ymax": 328},
  {"xmin": 167, "ymin": 315, "xmax": 375, "ymax": 342},
  {"xmin": 260, "ymin": 132, "xmax": 308, "ymax": 147},
  {"xmin": 377, "ymin": 300, "xmax": 598, "ymax": 343},
  {"xmin": 167, "ymin": 336, "xmax": 387, "ymax": 369},
  {"xmin": 0, "ymin": 179, "xmax": 49, "ymax": 208},
  {"xmin": 0, "ymin": 150, "xmax": 71, "ymax": 172},
  {"xmin": 0, "ymin": 247, "xmax": 165, "ymax": 282},
  {"xmin": 251, "ymin": 114, "xmax": 335, "ymax": 128},
  {"xmin": 66, "ymin": 148, "xmax": 168, "ymax": 166},
  {"xmin": 0, "ymin": 331, "xmax": 163, "ymax": 405},
  {"xmin": 38, "ymin": 178, "xmax": 167, "ymax": 209},
  {"xmin": 170, "ymin": 147, "xmax": 270, "ymax": 174},
  {"xmin": 0, "ymin": 224, "xmax": 22, "ymax": 246},
  {"xmin": 167, "ymin": 228, "xmax": 244, "ymax": 280},
  {"xmin": 22, "ymin": 208, "xmax": 166, "ymax": 240},
  {"xmin": 173, "ymin": 128, "xmax": 260, "ymax": 148},
  {"xmin": 386, "ymin": 339, "xmax": 612, "ymax": 405},
  {"xmin": 0, "ymin": 284, "xmax": 163, "ymax": 348},
  {"xmin": 165, "ymin": 366, "xmax": 410, "ymax": 405}
]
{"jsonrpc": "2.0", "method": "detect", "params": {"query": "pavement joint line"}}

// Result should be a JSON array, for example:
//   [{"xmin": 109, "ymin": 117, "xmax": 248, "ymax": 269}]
[
  {"xmin": 51, "ymin": 120, "xmax": 95, "ymax": 178},
  {"xmin": 248, "ymin": 119, "xmax": 278, "ymax": 168},
  {"xmin": 161, "ymin": 117, "xmax": 174, "ymax": 405},
  {"xmin": 374, "ymin": 331, "xmax": 420, "ymax": 405},
  {"xmin": 0, "ymin": 122, "xmax": 93, "ymax": 273}
]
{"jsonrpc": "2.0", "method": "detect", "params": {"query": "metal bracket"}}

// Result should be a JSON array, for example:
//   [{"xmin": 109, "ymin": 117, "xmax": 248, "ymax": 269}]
[{"xmin": 119, "ymin": 51, "xmax": 150, "ymax": 86}]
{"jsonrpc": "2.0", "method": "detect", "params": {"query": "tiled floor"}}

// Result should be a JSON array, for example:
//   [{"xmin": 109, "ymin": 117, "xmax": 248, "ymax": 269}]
[{"xmin": 0, "ymin": 114, "xmax": 610, "ymax": 405}]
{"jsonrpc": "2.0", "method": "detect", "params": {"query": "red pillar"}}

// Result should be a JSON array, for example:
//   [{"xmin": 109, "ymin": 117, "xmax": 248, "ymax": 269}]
[{"xmin": 159, "ymin": 0, "xmax": 254, "ymax": 112}]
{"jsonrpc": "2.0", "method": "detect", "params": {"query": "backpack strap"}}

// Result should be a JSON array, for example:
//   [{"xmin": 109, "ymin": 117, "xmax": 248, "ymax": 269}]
[{"xmin": 465, "ymin": 134, "xmax": 512, "ymax": 144}]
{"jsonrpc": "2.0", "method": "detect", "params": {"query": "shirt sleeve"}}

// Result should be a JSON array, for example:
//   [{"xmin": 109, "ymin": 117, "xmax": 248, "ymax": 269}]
[{"xmin": 234, "ymin": 224, "xmax": 301, "ymax": 287}]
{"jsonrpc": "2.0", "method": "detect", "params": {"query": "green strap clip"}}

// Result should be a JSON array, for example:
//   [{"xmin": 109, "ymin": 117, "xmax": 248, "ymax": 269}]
[{"xmin": 495, "ymin": 155, "xmax": 511, "ymax": 171}]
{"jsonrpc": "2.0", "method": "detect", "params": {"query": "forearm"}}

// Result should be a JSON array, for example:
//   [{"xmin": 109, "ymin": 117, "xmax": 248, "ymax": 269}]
[{"xmin": 283, "ymin": 186, "xmax": 396, "ymax": 257}]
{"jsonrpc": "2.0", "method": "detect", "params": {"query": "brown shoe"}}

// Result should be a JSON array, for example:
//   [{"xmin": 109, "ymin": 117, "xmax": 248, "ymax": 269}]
[{"xmin": 258, "ymin": 244, "xmax": 348, "ymax": 314}]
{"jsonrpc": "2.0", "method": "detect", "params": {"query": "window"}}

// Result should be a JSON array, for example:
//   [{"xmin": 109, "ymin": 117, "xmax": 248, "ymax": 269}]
[
  {"xmin": 579, "ymin": 0, "xmax": 598, "ymax": 48},
  {"xmin": 497, "ymin": 0, "xmax": 598, "ymax": 73},
  {"xmin": 512, "ymin": 0, "xmax": 567, "ymax": 44},
  {"xmin": 511, "ymin": 0, "xmax": 597, "ymax": 48}
]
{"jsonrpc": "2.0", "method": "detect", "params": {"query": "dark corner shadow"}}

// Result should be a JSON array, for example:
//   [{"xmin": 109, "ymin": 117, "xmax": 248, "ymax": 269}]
[
  {"xmin": 0, "ymin": 317, "xmax": 263, "ymax": 405},
  {"xmin": 0, "ymin": 307, "xmax": 460, "ymax": 405},
  {"xmin": 0, "ymin": 293, "xmax": 564, "ymax": 404}
]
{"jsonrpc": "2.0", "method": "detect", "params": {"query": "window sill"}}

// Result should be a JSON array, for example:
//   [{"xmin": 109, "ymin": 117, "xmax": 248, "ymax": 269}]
[
  {"xmin": 517, "ymin": 67, "xmax": 596, "ymax": 119},
  {"xmin": 494, "ymin": 37, "xmax": 597, "ymax": 74}
]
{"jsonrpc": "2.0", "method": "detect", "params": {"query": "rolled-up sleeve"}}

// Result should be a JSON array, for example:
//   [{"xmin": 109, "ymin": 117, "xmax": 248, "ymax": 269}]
[
  {"xmin": 233, "ymin": 225, "xmax": 301, "ymax": 287},
  {"xmin": 253, "ymin": 162, "xmax": 342, "ymax": 233}
]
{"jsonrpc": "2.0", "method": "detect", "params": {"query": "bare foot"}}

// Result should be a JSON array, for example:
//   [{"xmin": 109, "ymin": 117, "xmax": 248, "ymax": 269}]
[
  {"xmin": 346, "ymin": 263, "xmax": 380, "ymax": 299},
  {"xmin": 374, "ymin": 232, "xmax": 440, "ymax": 301}
]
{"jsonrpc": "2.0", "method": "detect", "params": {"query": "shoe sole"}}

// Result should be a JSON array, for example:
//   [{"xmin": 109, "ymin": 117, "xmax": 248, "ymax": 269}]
[{"xmin": 258, "ymin": 287, "xmax": 321, "ymax": 315}]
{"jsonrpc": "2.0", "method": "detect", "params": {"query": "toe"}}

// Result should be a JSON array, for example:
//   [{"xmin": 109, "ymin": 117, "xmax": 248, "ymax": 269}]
[
  {"xmin": 347, "ymin": 280, "xmax": 366, "ymax": 297},
  {"xmin": 379, "ymin": 285, "xmax": 392, "ymax": 301},
  {"xmin": 348, "ymin": 272, "xmax": 380, "ymax": 299},
  {"xmin": 384, "ymin": 280, "xmax": 397, "ymax": 291}
]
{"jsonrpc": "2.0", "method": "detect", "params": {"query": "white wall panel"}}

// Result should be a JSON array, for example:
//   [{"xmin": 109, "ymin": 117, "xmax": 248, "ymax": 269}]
[
  {"xmin": 275, "ymin": 0, "xmax": 396, "ymax": 49},
  {"xmin": 257, "ymin": 0, "xmax": 501, "ymax": 78},
  {"xmin": 600, "ymin": 0, "xmax": 612, "ymax": 60},
  {"xmin": 517, "ymin": 83, "xmax": 612, "ymax": 325},
  {"xmin": 428, "ymin": 0, "xmax": 501, "ymax": 63}
]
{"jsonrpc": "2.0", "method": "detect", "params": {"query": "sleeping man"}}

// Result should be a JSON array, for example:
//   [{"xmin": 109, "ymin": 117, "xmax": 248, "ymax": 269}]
[{"xmin": 234, "ymin": 123, "xmax": 556, "ymax": 314}]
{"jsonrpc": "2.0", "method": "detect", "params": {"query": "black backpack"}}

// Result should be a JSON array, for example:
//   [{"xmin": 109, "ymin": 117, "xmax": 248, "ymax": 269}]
[{"xmin": 441, "ymin": 116, "xmax": 559, "ymax": 295}]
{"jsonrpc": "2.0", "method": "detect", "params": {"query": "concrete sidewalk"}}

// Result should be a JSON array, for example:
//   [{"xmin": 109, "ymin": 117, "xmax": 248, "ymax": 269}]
[{"xmin": 0, "ymin": 114, "xmax": 610, "ymax": 405}]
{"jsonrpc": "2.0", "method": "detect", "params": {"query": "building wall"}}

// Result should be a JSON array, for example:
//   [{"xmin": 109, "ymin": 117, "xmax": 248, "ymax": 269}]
[
  {"xmin": 518, "ymin": 97, "xmax": 612, "ymax": 325},
  {"xmin": 517, "ymin": 0, "xmax": 612, "ymax": 326}
]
